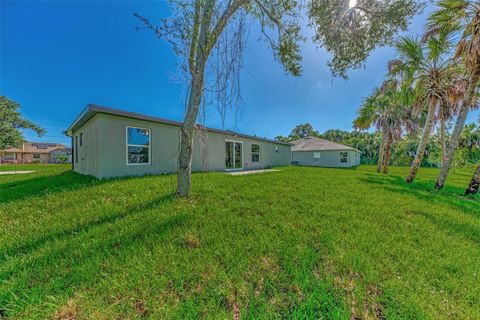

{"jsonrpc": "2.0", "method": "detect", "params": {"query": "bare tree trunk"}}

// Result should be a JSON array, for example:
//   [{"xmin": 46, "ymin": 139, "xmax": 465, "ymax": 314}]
[
  {"xmin": 377, "ymin": 132, "xmax": 387, "ymax": 173},
  {"xmin": 406, "ymin": 102, "xmax": 436, "ymax": 183},
  {"xmin": 440, "ymin": 119, "xmax": 446, "ymax": 168},
  {"xmin": 465, "ymin": 164, "xmax": 480, "ymax": 196},
  {"xmin": 177, "ymin": 74, "xmax": 205, "ymax": 197},
  {"xmin": 382, "ymin": 133, "xmax": 392, "ymax": 174},
  {"xmin": 435, "ymin": 72, "xmax": 479, "ymax": 190}
]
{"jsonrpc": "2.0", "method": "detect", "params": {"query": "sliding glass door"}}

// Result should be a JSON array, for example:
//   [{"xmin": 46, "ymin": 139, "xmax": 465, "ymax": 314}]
[{"xmin": 225, "ymin": 141, "xmax": 243, "ymax": 170}]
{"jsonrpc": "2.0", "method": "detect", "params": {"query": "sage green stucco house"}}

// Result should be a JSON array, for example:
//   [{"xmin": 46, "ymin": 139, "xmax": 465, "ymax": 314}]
[
  {"xmin": 291, "ymin": 136, "xmax": 361, "ymax": 168},
  {"xmin": 66, "ymin": 105, "xmax": 292, "ymax": 178}
]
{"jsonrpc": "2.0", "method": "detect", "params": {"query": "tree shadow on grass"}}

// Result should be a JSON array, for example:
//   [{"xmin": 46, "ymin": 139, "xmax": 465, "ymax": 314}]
[
  {"xmin": 1, "ymin": 204, "xmax": 189, "ymax": 318},
  {"xmin": 0, "ymin": 193, "xmax": 177, "ymax": 267},
  {"xmin": 0, "ymin": 171, "xmax": 99, "ymax": 204},
  {"xmin": 358, "ymin": 174, "xmax": 479, "ymax": 216}
]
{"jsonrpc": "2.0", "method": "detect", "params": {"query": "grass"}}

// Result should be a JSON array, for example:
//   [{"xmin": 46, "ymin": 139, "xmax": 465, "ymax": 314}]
[{"xmin": 0, "ymin": 164, "xmax": 478, "ymax": 319}]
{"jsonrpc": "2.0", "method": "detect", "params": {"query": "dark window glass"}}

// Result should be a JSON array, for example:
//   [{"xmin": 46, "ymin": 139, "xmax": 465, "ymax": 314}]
[
  {"xmin": 235, "ymin": 142, "xmax": 242, "ymax": 168},
  {"xmin": 33, "ymin": 153, "xmax": 40, "ymax": 159},
  {"xmin": 251, "ymin": 144, "xmax": 260, "ymax": 162},
  {"xmin": 127, "ymin": 146, "xmax": 149, "ymax": 164},
  {"xmin": 80, "ymin": 133, "xmax": 83, "ymax": 146}
]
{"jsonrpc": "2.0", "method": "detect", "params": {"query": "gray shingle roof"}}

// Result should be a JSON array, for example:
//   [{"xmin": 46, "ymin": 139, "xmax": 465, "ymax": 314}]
[
  {"xmin": 290, "ymin": 137, "xmax": 360, "ymax": 152},
  {"xmin": 67, "ymin": 104, "xmax": 292, "ymax": 146}
]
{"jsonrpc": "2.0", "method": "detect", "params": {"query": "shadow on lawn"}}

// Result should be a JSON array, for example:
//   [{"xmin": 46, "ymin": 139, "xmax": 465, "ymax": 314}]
[
  {"xmin": 0, "ymin": 192, "xmax": 177, "ymax": 266},
  {"xmin": 359, "ymin": 174, "xmax": 480, "ymax": 215},
  {"xmin": 0, "ymin": 170, "xmax": 98, "ymax": 204},
  {"xmin": 1, "ymin": 204, "xmax": 189, "ymax": 318}
]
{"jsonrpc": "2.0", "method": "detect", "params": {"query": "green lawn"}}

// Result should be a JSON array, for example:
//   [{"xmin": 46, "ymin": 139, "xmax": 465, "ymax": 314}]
[{"xmin": 0, "ymin": 164, "xmax": 478, "ymax": 319}]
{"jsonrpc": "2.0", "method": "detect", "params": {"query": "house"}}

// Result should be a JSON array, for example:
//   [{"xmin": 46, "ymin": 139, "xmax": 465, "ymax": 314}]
[
  {"xmin": 291, "ymin": 136, "xmax": 361, "ymax": 167},
  {"xmin": 0, "ymin": 142, "xmax": 72, "ymax": 164},
  {"xmin": 66, "ymin": 104, "xmax": 292, "ymax": 179}
]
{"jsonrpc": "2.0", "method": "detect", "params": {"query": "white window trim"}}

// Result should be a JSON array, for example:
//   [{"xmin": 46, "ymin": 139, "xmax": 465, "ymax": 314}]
[
  {"xmin": 340, "ymin": 151, "xmax": 348, "ymax": 163},
  {"xmin": 251, "ymin": 143, "xmax": 261, "ymax": 163},
  {"xmin": 126, "ymin": 126, "xmax": 152, "ymax": 166},
  {"xmin": 225, "ymin": 139, "xmax": 243, "ymax": 171}
]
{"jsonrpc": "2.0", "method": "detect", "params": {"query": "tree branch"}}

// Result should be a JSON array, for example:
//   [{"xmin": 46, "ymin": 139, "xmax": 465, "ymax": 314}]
[{"xmin": 205, "ymin": 0, "xmax": 249, "ymax": 57}]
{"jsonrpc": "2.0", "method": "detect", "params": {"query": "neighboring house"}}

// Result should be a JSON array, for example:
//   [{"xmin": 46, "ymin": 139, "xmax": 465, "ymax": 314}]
[
  {"xmin": 66, "ymin": 104, "xmax": 292, "ymax": 179},
  {"xmin": 291, "ymin": 136, "xmax": 361, "ymax": 168},
  {"xmin": 0, "ymin": 142, "xmax": 72, "ymax": 164}
]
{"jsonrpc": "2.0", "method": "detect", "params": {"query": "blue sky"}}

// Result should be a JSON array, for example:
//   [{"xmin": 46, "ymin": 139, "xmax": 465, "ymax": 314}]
[{"xmin": 1, "ymin": 1, "xmax": 478, "ymax": 146}]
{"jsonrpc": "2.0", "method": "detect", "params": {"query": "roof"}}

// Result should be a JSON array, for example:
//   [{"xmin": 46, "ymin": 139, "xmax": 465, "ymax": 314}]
[
  {"xmin": 67, "ymin": 104, "xmax": 292, "ymax": 146},
  {"xmin": 290, "ymin": 137, "xmax": 361, "ymax": 153},
  {"xmin": 2, "ymin": 142, "xmax": 70, "ymax": 154}
]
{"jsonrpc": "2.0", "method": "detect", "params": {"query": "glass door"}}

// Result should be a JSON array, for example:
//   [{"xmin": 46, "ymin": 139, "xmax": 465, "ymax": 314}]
[{"xmin": 225, "ymin": 141, "xmax": 243, "ymax": 170}]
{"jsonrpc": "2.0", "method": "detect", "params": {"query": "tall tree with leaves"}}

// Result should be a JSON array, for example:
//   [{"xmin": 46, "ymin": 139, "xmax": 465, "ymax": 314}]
[
  {"xmin": 288, "ymin": 123, "xmax": 319, "ymax": 140},
  {"xmin": 432, "ymin": 0, "xmax": 480, "ymax": 190},
  {"xmin": 136, "ymin": 0, "xmax": 423, "ymax": 197},
  {"xmin": 388, "ymin": 32, "xmax": 461, "ymax": 183},
  {"xmin": 0, "ymin": 96, "xmax": 44, "ymax": 150},
  {"xmin": 354, "ymin": 80, "xmax": 417, "ymax": 173}
]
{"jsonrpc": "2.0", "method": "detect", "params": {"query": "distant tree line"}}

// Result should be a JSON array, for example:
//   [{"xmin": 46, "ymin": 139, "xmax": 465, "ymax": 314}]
[{"xmin": 276, "ymin": 122, "xmax": 480, "ymax": 168}]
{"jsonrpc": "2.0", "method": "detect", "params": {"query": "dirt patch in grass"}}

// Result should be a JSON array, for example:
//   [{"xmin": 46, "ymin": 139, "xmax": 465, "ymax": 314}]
[
  {"xmin": 133, "ymin": 299, "xmax": 149, "ymax": 318},
  {"xmin": 53, "ymin": 299, "xmax": 77, "ymax": 320},
  {"xmin": 333, "ymin": 271, "xmax": 385, "ymax": 320}
]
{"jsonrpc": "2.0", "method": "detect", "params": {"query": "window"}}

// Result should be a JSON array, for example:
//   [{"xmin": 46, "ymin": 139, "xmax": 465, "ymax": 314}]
[
  {"xmin": 275, "ymin": 146, "xmax": 279, "ymax": 153},
  {"xmin": 80, "ymin": 133, "xmax": 83, "ymax": 146},
  {"xmin": 3, "ymin": 153, "xmax": 16, "ymax": 161},
  {"xmin": 340, "ymin": 151, "xmax": 348, "ymax": 163},
  {"xmin": 251, "ymin": 144, "xmax": 260, "ymax": 162},
  {"xmin": 313, "ymin": 152, "xmax": 321, "ymax": 162},
  {"xmin": 127, "ymin": 126, "xmax": 151, "ymax": 165},
  {"xmin": 33, "ymin": 153, "xmax": 40, "ymax": 159},
  {"xmin": 75, "ymin": 136, "xmax": 78, "ymax": 164}
]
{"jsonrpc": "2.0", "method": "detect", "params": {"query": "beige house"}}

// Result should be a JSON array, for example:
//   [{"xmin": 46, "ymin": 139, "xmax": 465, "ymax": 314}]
[
  {"xmin": 0, "ymin": 142, "xmax": 72, "ymax": 164},
  {"xmin": 67, "ymin": 104, "xmax": 292, "ymax": 178},
  {"xmin": 291, "ymin": 136, "xmax": 361, "ymax": 168}
]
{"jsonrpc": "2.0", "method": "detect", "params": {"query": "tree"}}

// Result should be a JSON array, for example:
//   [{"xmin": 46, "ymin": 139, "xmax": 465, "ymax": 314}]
[
  {"xmin": 432, "ymin": 0, "xmax": 480, "ymax": 190},
  {"xmin": 354, "ymin": 80, "xmax": 417, "ymax": 173},
  {"xmin": 465, "ymin": 164, "xmax": 480, "ymax": 196},
  {"xmin": 288, "ymin": 123, "xmax": 319, "ymax": 140},
  {"xmin": 136, "ymin": 0, "xmax": 424, "ymax": 197},
  {"xmin": 0, "ymin": 96, "xmax": 44, "ymax": 150},
  {"xmin": 387, "ymin": 32, "xmax": 461, "ymax": 183}
]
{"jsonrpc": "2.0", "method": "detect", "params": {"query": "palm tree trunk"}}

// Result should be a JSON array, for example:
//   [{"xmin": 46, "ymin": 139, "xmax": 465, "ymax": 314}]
[
  {"xmin": 435, "ymin": 72, "xmax": 479, "ymax": 190},
  {"xmin": 377, "ymin": 133, "xmax": 387, "ymax": 173},
  {"xmin": 465, "ymin": 164, "xmax": 480, "ymax": 196},
  {"xmin": 406, "ymin": 102, "xmax": 436, "ymax": 183},
  {"xmin": 440, "ymin": 119, "xmax": 446, "ymax": 168},
  {"xmin": 382, "ymin": 133, "xmax": 392, "ymax": 174},
  {"xmin": 177, "ymin": 73, "xmax": 205, "ymax": 197}
]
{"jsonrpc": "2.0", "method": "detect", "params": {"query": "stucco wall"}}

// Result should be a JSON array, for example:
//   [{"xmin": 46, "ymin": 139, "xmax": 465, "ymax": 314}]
[
  {"xmin": 72, "ymin": 113, "xmax": 291, "ymax": 179},
  {"xmin": 292, "ymin": 150, "xmax": 360, "ymax": 168},
  {"xmin": 72, "ymin": 115, "xmax": 100, "ymax": 177}
]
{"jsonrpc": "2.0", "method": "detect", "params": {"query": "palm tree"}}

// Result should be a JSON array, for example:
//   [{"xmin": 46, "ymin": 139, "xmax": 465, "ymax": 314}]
[
  {"xmin": 354, "ymin": 81, "xmax": 417, "ymax": 174},
  {"xmin": 389, "ymin": 32, "xmax": 460, "ymax": 183},
  {"xmin": 431, "ymin": 0, "xmax": 480, "ymax": 190},
  {"xmin": 354, "ymin": 87, "xmax": 387, "ymax": 172},
  {"xmin": 465, "ymin": 164, "xmax": 480, "ymax": 195}
]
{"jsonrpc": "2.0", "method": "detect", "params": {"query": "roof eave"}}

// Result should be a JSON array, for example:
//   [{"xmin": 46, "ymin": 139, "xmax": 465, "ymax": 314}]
[{"xmin": 66, "ymin": 104, "xmax": 292, "ymax": 146}]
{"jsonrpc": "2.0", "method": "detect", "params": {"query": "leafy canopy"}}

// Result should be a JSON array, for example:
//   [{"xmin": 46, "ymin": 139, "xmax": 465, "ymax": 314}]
[{"xmin": 0, "ymin": 96, "xmax": 44, "ymax": 150}]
